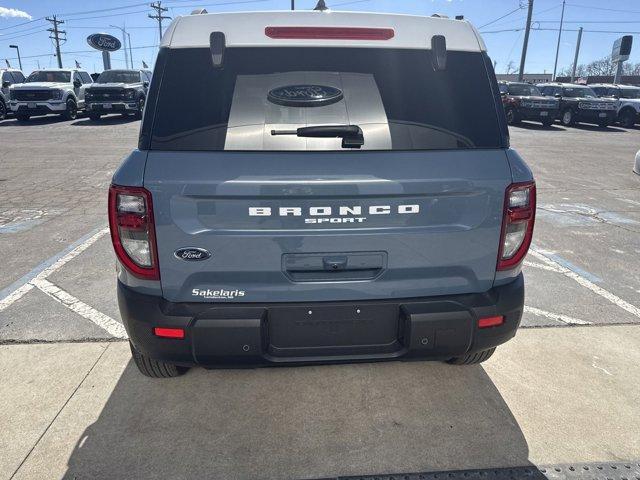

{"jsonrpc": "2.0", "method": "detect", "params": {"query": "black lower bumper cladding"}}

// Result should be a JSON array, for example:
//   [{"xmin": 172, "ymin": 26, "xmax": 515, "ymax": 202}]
[{"xmin": 119, "ymin": 274, "xmax": 524, "ymax": 367}]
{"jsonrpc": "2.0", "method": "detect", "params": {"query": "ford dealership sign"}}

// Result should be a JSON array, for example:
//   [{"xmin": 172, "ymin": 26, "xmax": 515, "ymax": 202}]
[{"xmin": 87, "ymin": 33, "xmax": 121, "ymax": 52}]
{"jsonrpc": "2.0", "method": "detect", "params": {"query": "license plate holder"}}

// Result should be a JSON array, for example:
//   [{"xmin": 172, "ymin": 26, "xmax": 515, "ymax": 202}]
[
  {"xmin": 27, "ymin": 102, "xmax": 36, "ymax": 109},
  {"xmin": 268, "ymin": 303, "xmax": 401, "ymax": 357},
  {"xmin": 540, "ymin": 111, "xmax": 548, "ymax": 117},
  {"xmin": 104, "ymin": 103, "xmax": 112, "ymax": 109}
]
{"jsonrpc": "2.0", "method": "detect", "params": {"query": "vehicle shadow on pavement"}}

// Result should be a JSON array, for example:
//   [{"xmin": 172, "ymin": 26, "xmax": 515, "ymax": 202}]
[
  {"xmin": 570, "ymin": 124, "xmax": 628, "ymax": 133},
  {"xmin": 62, "ymin": 359, "xmax": 534, "ymax": 480},
  {"xmin": 511, "ymin": 122, "xmax": 566, "ymax": 132},
  {"xmin": 71, "ymin": 116, "xmax": 139, "ymax": 126},
  {"xmin": 0, "ymin": 116, "xmax": 71, "ymax": 127}
]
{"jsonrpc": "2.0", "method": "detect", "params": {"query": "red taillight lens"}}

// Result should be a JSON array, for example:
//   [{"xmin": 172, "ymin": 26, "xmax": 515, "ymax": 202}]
[
  {"xmin": 497, "ymin": 181, "xmax": 536, "ymax": 271},
  {"xmin": 154, "ymin": 327, "xmax": 185, "ymax": 339},
  {"xmin": 108, "ymin": 185, "xmax": 160, "ymax": 280},
  {"xmin": 478, "ymin": 316, "xmax": 505, "ymax": 328},
  {"xmin": 265, "ymin": 26, "xmax": 395, "ymax": 40}
]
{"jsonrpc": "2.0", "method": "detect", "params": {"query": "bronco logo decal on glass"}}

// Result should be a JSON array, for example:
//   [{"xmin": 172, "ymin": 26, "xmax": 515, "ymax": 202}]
[
  {"xmin": 267, "ymin": 85, "xmax": 344, "ymax": 107},
  {"xmin": 174, "ymin": 248, "xmax": 211, "ymax": 261}
]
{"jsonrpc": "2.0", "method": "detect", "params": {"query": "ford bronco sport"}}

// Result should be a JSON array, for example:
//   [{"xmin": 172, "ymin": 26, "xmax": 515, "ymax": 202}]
[
  {"xmin": 537, "ymin": 82, "xmax": 617, "ymax": 128},
  {"xmin": 498, "ymin": 81, "xmax": 559, "ymax": 127},
  {"xmin": 109, "ymin": 11, "xmax": 536, "ymax": 377},
  {"xmin": 590, "ymin": 83, "xmax": 640, "ymax": 128}
]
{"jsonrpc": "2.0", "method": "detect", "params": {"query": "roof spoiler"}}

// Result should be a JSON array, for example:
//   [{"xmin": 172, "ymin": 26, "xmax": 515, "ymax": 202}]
[
  {"xmin": 210, "ymin": 31, "xmax": 225, "ymax": 68},
  {"xmin": 431, "ymin": 35, "xmax": 447, "ymax": 71}
]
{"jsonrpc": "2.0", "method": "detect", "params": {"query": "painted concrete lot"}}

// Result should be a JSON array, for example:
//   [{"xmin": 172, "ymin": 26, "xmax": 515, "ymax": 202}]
[{"xmin": 0, "ymin": 115, "xmax": 639, "ymax": 479}]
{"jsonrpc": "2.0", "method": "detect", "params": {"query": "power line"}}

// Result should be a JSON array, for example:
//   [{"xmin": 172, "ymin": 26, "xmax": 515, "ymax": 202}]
[
  {"xmin": 565, "ymin": 3, "xmax": 640, "ymax": 15},
  {"xmin": 478, "ymin": 6, "xmax": 523, "ymax": 30},
  {"xmin": 0, "ymin": 17, "xmax": 46, "ymax": 32}
]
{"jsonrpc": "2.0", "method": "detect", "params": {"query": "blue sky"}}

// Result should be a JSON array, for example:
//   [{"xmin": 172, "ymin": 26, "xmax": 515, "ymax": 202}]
[{"xmin": 0, "ymin": 0, "xmax": 638, "ymax": 74}]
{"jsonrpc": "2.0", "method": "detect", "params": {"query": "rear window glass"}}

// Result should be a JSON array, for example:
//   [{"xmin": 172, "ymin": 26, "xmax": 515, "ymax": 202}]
[{"xmin": 149, "ymin": 47, "xmax": 503, "ymax": 152}]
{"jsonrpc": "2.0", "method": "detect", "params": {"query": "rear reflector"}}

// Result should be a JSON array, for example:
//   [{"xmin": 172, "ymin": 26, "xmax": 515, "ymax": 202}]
[
  {"xmin": 478, "ymin": 316, "xmax": 505, "ymax": 329},
  {"xmin": 154, "ymin": 327, "xmax": 185, "ymax": 339},
  {"xmin": 265, "ymin": 26, "xmax": 395, "ymax": 40}
]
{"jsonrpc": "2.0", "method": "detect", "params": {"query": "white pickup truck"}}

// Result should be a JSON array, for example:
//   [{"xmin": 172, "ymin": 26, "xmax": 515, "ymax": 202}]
[{"xmin": 9, "ymin": 69, "xmax": 93, "ymax": 121}]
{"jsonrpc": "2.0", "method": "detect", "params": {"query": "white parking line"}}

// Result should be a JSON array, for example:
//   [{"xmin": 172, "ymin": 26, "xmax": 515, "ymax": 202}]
[
  {"xmin": 529, "ymin": 247, "xmax": 640, "ymax": 319},
  {"xmin": 524, "ymin": 306, "xmax": 591, "ymax": 325},
  {"xmin": 32, "ymin": 278, "xmax": 128, "ymax": 339},
  {"xmin": 523, "ymin": 260, "xmax": 564, "ymax": 273},
  {"xmin": 0, "ymin": 227, "xmax": 109, "ymax": 312}
]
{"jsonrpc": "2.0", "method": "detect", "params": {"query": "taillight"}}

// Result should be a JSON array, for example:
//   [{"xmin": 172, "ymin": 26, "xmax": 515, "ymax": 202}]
[
  {"xmin": 108, "ymin": 185, "xmax": 160, "ymax": 280},
  {"xmin": 497, "ymin": 181, "xmax": 536, "ymax": 271},
  {"xmin": 265, "ymin": 26, "xmax": 395, "ymax": 40}
]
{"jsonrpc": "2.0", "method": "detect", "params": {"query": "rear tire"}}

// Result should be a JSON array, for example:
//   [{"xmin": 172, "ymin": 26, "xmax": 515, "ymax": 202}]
[
  {"xmin": 447, "ymin": 347, "xmax": 496, "ymax": 365},
  {"xmin": 129, "ymin": 341, "xmax": 188, "ymax": 378},
  {"xmin": 560, "ymin": 108, "xmax": 575, "ymax": 126}
]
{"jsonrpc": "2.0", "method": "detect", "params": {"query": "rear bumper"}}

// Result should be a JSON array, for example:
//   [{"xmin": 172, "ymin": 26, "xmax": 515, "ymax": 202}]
[
  {"xmin": 575, "ymin": 109, "xmax": 616, "ymax": 123},
  {"xmin": 119, "ymin": 274, "xmax": 524, "ymax": 367}
]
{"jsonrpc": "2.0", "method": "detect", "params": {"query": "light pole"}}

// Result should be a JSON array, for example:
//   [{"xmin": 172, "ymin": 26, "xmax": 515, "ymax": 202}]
[
  {"xmin": 9, "ymin": 45, "xmax": 22, "ymax": 71},
  {"xmin": 127, "ymin": 31, "xmax": 134, "ymax": 69},
  {"xmin": 110, "ymin": 25, "xmax": 129, "ymax": 69}
]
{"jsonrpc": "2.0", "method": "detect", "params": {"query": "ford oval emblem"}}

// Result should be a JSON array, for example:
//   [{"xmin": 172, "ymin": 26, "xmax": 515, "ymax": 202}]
[
  {"xmin": 86, "ymin": 33, "xmax": 122, "ymax": 52},
  {"xmin": 174, "ymin": 248, "xmax": 211, "ymax": 261},
  {"xmin": 267, "ymin": 85, "xmax": 344, "ymax": 107}
]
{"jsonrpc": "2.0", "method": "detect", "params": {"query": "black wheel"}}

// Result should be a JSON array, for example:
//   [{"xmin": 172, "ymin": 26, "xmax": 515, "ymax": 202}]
[
  {"xmin": 62, "ymin": 98, "xmax": 78, "ymax": 120},
  {"xmin": 447, "ymin": 347, "xmax": 496, "ymax": 365},
  {"xmin": 0, "ymin": 100, "xmax": 6, "ymax": 121},
  {"xmin": 135, "ymin": 96, "xmax": 145, "ymax": 119},
  {"xmin": 89, "ymin": 112, "xmax": 102, "ymax": 121},
  {"xmin": 505, "ymin": 107, "xmax": 519, "ymax": 125},
  {"xmin": 560, "ymin": 108, "xmax": 574, "ymax": 126},
  {"xmin": 618, "ymin": 109, "xmax": 636, "ymax": 128},
  {"xmin": 129, "ymin": 341, "xmax": 188, "ymax": 378},
  {"xmin": 16, "ymin": 114, "xmax": 30, "ymax": 122}
]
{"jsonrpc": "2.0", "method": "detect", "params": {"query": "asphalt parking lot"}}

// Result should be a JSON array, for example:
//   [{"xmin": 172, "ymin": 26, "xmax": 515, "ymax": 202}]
[{"xmin": 1, "ymin": 115, "xmax": 639, "ymax": 479}]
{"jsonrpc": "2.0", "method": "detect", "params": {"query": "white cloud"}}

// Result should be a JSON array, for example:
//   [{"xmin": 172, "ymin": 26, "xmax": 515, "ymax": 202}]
[{"xmin": 0, "ymin": 6, "xmax": 32, "ymax": 20}]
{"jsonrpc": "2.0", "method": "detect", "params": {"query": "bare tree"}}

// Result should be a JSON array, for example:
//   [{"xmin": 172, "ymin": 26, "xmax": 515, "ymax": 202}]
[{"xmin": 505, "ymin": 60, "xmax": 517, "ymax": 75}]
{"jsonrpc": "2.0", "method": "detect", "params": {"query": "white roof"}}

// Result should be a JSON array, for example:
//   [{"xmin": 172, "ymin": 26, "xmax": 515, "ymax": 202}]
[{"xmin": 161, "ymin": 11, "xmax": 486, "ymax": 52}]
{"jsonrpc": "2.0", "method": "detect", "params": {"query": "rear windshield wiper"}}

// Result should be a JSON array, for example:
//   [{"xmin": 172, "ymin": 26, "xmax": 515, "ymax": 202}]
[{"xmin": 271, "ymin": 125, "xmax": 364, "ymax": 149}]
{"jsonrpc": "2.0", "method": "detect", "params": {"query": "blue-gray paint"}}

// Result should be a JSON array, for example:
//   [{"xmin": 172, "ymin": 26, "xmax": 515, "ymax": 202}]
[
  {"xmin": 111, "ymin": 150, "xmax": 148, "ymax": 187},
  {"xmin": 541, "ymin": 251, "xmax": 603, "ymax": 284},
  {"xmin": 0, "ymin": 218, "xmax": 46, "ymax": 234},
  {"xmin": 134, "ymin": 149, "xmax": 516, "ymax": 303}
]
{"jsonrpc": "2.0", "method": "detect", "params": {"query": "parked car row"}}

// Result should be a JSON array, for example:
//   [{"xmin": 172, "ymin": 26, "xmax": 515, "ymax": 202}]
[
  {"xmin": 499, "ymin": 81, "xmax": 639, "ymax": 128},
  {"xmin": 0, "ymin": 68, "xmax": 151, "ymax": 122}
]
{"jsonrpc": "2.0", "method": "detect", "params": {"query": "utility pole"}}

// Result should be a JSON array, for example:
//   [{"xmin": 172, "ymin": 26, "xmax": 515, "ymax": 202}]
[
  {"xmin": 149, "ymin": 2, "xmax": 171, "ymax": 43},
  {"xmin": 46, "ymin": 15, "xmax": 65, "ymax": 69},
  {"xmin": 552, "ymin": 0, "xmax": 566, "ymax": 81},
  {"xmin": 291, "ymin": 0, "xmax": 295, "ymax": 10},
  {"xmin": 127, "ymin": 32, "xmax": 134, "ymax": 69},
  {"xmin": 571, "ymin": 27, "xmax": 583, "ymax": 82},
  {"xmin": 518, "ymin": 0, "xmax": 534, "ymax": 82}
]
